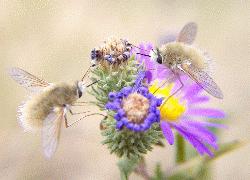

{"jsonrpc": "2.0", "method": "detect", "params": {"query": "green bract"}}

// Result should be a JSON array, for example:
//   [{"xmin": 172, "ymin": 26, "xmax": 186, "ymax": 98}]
[{"xmin": 89, "ymin": 57, "xmax": 164, "ymax": 158}]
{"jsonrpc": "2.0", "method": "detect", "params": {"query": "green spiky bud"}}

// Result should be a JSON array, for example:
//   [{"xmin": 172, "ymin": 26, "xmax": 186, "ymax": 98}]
[{"xmin": 89, "ymin": 57, "xmax": 164, "ymax": 159}]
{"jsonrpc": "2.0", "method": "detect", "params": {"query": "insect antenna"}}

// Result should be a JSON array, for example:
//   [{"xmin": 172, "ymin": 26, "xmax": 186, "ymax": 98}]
[{"xmin": 86, "ymin": 80, "xmax": 100, "ymax": 87}]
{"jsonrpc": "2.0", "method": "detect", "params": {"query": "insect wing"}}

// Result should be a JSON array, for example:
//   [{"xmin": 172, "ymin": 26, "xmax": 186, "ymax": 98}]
[
  {"xmin": 177, "ymin": 22, "xmax": 197, "ymax": 44},
  {"xmin": 181, "ymin": 64, "xmax": 223, "ymax": 99},
  {"xmin": 42, "ymin": 108, "xmax": 64, "ymax": 158},
  {"xmin": 8, "ymin": 67, "xmax": 50, "ymax": 93}
]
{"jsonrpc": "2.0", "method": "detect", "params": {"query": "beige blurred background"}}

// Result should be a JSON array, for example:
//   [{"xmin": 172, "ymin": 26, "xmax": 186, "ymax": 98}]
[{"xmin": 0, "ymin": 0, "xmax": 249, "ymax": 179}]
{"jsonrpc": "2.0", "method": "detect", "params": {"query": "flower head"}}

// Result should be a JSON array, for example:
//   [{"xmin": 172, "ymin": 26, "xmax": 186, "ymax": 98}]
[
  {"xmin": 90, "ymin": 37, "xmax": 132, "ymax": 70},
  {"xmin": 150, "ymin": 80, "xmax": 225, "ymax": 156},
  {"xmin": 106, "ymin": 71, "xmax": 162, "ymax": 132}
]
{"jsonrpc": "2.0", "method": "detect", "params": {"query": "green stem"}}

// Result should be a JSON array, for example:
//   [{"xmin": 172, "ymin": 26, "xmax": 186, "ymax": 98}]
[{"xmin": 176, "ymin": 134, "xmax": 185, "ymax": 164}]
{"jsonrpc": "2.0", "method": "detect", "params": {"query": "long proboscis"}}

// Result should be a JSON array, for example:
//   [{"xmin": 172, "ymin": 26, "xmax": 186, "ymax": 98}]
[
  {"xmin": 86, "ymin": 80, "xmax": 100, "ymax": 87},
  {"xmin": 136, "ymin": 53, "xmax": 151, "ymax": 57},
  {"xmin": 81, "ymin": 64, "xmax": 96, "ymax": 81}
]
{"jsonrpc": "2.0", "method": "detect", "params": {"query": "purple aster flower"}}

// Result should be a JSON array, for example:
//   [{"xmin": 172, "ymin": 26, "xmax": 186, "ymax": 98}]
[
  {"xmin": 133, "ymin": 43, "xmax": 172, "ymax": 83},
  {"xmin": 133, "ymin": 43, "xmax": 225, "ymax": 155},
  {"xmin": 105, "ymin": 71, "xmax": 162, "ymax": 132},
  {"xmin": 149, "ymin": 79, "xmax": 226, "ymax": 157}
]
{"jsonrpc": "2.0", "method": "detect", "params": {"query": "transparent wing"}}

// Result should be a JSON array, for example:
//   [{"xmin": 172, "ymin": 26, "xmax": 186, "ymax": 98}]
[
  {"xmin": 180, "ymin": 64, "xmax": 223, "ymax": 99},
  {"xmin": 42, "ymin": 108, "xmax": 64, "ymax": 159},
  {"xmin": 8, "ymin": 67, "xmax": 50, "ymax": 92},
  {"xmin": 177, "ymin": 22, "xmax": 197, "ymax": 44}
]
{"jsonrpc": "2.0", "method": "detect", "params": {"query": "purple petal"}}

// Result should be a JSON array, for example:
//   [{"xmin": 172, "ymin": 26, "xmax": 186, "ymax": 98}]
[
  {"xmin": 171, "ymin": 123, "xmax": 213, "ymax": 156},
  {"xmin": 180, "ymin": 120, "xmax": 218, "ymax": 149},
  {"xmin": 133, "ymin": 71, "xmax": 146, "ymax": 91},
  {"xmin": 105, "ymin": 102, "xmax": 121, "ymax": 110},
  {"xmin": 156, "ymin": 65, "xmax": 169, "ymax": 80},
  {"xmin": 116, "ymin": 121, "xmax": 124, "ymax": 130},
  {"xmin": 160, "ymin": 122, "xmax": 174, "ymax": 145},
  {"xmin": 146, "ymin": 43, "xmax": 153, "ymax": 50},
  {"xmin": 187, "ymin": 96, "xmax": 210, "ymax": 104},
  {"xmin": 186, "ymin": 120, "xmax": 228, "ymax": 128},
  {"xmin": 170, "ymin": 74, "xmax": 189, "ymax": 95},
  {"xmin": 108, "ymin": 92, "xmax": 117, "ymax": 100},
  {"xmin": 188, "ymin": 108, "xmax": 225, "ymax": 118},
  {"xmin": 145, "ymin": 60, "xmax": 155, "ymax": 71},
  {"xmin": 184, "ymin": 83, "xmax": 203, "ymax": 98},
  {"xmin": 145, "ymin": 71, "xmax": 153, "ymax": 83}
]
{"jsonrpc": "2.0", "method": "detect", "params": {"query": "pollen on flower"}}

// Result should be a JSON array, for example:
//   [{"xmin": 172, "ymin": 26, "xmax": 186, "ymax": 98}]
[
  {"xmin": 149, "ymin": 81, "xmax": 186, "ymax": 121},
  {"xmin": 122, "ymin": 93, "xmax": 149, "ymax": 124},
  {"xmin": 160, "ymin": 98, "xmax": 186, "ymax": 121}
]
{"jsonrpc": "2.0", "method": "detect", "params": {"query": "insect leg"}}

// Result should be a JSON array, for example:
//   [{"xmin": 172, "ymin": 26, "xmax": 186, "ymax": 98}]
[
  {"xmin": 146, "ymin": 67, "xmax": 168, "ymax": 71},
  {"xmin": 152, "ymin": 74, "xmax": 175, "ymax": 94},
  {"xmin": 86, "ymin": 80, "xmax": 100, "ymax": 87},
  {"xmin": 64, "ymin": 115, "xmax": 69, "ymax": 128},
  {"xmin": 65, "ymin": 113, "xmax": 107, "ymax": 128},
  {"xmin": 72, "ymin": 101, "xmax": 92, "ymax": 107},
  {"xmin": 160, "ymin": 73, "xmax": 184, "ymax": 110},
  {"xmin": 69, "ymin": 109, "xmax": 90, "ymax": 115},
  {"xmin": 74, "ymin": 101, "xmax": 89, "ymax": 103},
  {"xmin": 170, "ymin": 73, "xmax": 184, "ymax": 98},
  {"xmin": 64, "ymin": 110, "xmax": 89, "ymax": 128}
]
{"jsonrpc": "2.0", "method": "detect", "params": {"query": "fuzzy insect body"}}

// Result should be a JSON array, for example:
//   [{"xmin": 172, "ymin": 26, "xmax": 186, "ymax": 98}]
[
  {"xmin": 9, "ymin": 67, "xmax": 86, "ymax": 158},
  {"xmin": 159, "ymin": 42, "xmax": 210, "ymax": 72},
  {"xmin": 19, "ymin": 83, "xmax": 79, "ymax": 131},
  {"xmin": 152, "ymin": 22, "xmax": 223, "ymax": 99}
]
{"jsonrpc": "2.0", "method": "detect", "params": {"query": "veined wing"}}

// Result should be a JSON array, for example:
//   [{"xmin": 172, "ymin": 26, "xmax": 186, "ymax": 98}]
[
  {"xmin": 180, "ymin": 63, "xmax": 223, "ymax": 99},
  {"xmin": 177, "ymin": 22, "xmax": 197, "ymax": 44},
  {"xmin": 42, "ymin": 108, "xmax": 64, "ymax": 159},
  {"xmin": 8, "ymin": 67, "xmax": 50, "ymax": 93}
]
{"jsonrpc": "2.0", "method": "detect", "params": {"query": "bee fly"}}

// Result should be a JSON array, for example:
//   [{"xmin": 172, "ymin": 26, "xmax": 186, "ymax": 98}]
[
  {"xmin": 150, "ymin": 22, "xmax": 223, "ymax": 100},
  {"xmin": 9, "ymin": 67, "xmax": 101, "ymax": 158}
]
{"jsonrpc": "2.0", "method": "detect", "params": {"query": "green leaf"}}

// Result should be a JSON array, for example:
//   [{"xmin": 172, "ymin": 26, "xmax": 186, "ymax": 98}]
[{"xmin": 117, "ymin": 156, "xmax": 140, "ymax": 180}]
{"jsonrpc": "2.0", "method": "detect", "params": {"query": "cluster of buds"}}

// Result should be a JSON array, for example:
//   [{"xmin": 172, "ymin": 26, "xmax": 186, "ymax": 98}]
[{"xmin": 91, "ymin": 37, "xmax": 132, "ymax": 69}]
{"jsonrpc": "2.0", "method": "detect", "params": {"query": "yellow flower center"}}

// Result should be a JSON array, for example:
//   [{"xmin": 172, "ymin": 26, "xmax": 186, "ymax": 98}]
[{"xmin": 149, "ymin": 81, "xmax": 186, "ymax": 121}]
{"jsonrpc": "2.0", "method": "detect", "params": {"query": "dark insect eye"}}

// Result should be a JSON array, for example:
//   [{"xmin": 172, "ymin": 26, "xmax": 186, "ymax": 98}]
[
  {"xmin": 78, "ymin": 90, "xmax": 82, "ymax": 98},
  {"xmin": 157, "ymin": 56, "xmax": 162, "ymax": 64}
]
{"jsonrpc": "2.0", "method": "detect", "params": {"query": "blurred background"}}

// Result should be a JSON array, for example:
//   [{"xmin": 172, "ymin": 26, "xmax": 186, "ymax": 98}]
[{"xmin": 0, "ymin": 0, "xmax": 249, "ymax": 179}]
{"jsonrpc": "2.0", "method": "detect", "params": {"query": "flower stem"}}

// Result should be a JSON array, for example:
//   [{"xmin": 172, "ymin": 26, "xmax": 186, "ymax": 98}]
[
  {"xmin": 176, "ymin": 134, "xmax": 185, "ymax": 164},
  {"xmin": 134, "ymin": 158, "xmax": 151, "ymax": 180}
]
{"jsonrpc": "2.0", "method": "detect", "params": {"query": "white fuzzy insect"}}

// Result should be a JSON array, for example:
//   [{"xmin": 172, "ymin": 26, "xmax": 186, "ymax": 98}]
[
  {"xmin": 9, "ymin": 67, "xmax": 94, "ymax": 158},
  {"xmin": 151, "ymin": 22, "xmax": 223, "ymax": 99}
]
